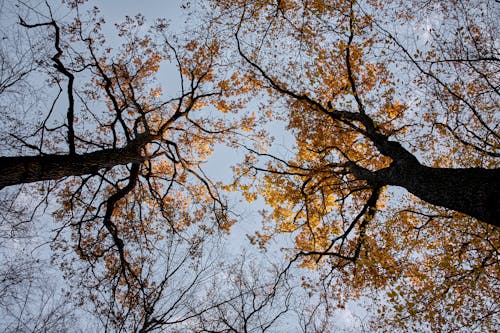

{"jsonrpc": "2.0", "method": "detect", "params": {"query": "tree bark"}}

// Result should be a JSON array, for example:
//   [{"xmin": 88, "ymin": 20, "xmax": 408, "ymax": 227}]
[
  {"xmin": 0, "ymin": 146, "xmax": 146, "ymax": 190},
  {"xmin": 349, "ymin": 160, "xmax": 500, "ymax": 227}
]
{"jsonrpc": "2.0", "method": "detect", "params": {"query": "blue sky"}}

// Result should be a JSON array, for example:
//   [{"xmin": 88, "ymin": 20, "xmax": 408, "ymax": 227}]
[{"xmin": 0, "ymin": 1, "xmax": 365, "ymax": 330}]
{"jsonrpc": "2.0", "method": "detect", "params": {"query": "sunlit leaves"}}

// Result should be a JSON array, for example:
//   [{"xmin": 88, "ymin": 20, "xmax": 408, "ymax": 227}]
[
  {"xmin": 208, "ymin": 0, "xmax": 499, "ymax": 331},
  {"xmin": 6, "ymin": 1, "xmax": 263, "ymax": 329}
]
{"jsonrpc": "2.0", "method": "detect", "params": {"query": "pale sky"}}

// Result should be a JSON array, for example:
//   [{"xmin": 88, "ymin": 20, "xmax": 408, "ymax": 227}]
[{"xmin": 0, "ymin": 1, "xmax": 363, "ymax": 331}]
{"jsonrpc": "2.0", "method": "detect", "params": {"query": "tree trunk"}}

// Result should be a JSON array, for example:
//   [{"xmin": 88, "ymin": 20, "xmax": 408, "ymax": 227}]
[
  {"xmin": 0, "ymin": 146, "xmax": 146, "ymax": 190},
  {"xmin": 350, "ymin": 161, "xmax": 500, "ymax": 227}
]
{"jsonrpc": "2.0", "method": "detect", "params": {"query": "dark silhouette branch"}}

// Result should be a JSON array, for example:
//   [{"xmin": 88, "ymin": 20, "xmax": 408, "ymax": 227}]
[
  {"xmin": 0, "ymin": 135, "xmax": 152, "ymax": 189},
  {"xmin": 235, "ymin": 9, "xmax": 500, "ymax": 228}
]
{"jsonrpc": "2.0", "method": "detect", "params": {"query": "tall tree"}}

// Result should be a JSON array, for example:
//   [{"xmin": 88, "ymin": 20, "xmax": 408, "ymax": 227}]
[
  {"xmin": 0, "ymin": 1, "xmax": 259, "ymax": 331},
  {"xmin": 206, "ymin": 0, "xmax": 500, "ymax": 331}
]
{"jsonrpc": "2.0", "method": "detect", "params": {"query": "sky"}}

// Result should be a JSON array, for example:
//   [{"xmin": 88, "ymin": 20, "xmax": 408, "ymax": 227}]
[
  {"xmin": 91, "ymin": 1, "xmax": 363, "ymax": 329},
  {"xmin": 2, "ymin": 1, "xmax": 499, "ymax": 331},
  {"xmin": 0, "ymin": 1, "xmax": 365, "ymax": 331},
  {"xmin": 91, "ymin": 1, "xmax": 365, "ymax": 329},
  {"xmin": 94, "ymin": 0, "xmax": 282, "ymax": 253}
]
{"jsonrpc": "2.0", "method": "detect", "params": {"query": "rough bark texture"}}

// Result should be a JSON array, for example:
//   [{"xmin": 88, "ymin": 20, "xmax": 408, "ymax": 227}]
[
  {"xmin": 350, "ymin": 160, "xmax": 500, "ymax": 227},
  {"xmin": 0, "ymin": 146, "xmax": 146, "ymax": 190}
]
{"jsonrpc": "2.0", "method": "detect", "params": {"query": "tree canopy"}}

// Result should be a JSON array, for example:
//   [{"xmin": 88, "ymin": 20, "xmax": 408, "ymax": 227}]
[
  {"xmin": 1, "ymin": 0, "xmax": 260, "ymax": 330},
  {"xmin": 0, "ymin": 0, "xmax": 499, "ymax": 332},
  {"xmin": 207, "ymin": 0, "xmax": 499, "ymax": 330}
]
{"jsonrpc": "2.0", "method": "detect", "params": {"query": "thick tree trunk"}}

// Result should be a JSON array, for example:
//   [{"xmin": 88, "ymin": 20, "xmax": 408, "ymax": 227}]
[
  {"xmin": 0, "ymin": 146, "xmax": 146, "ymax": 190},
  {"xmin": 350, "ymin": 160, "xmax": 500, "ymax": 227}
]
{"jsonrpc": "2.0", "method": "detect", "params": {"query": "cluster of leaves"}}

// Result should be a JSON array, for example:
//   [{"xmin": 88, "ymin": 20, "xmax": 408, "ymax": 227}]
[
  {"xmin": 207, "ymin": 0, "xmax": 499, "ymax": 331},
  {"xmin": 0, "ymin": 0, "xmax": 498, "ymax": 331},
  {"xmin": 0, "ymin": 0, "xmax": 266, "ymax": 330}
]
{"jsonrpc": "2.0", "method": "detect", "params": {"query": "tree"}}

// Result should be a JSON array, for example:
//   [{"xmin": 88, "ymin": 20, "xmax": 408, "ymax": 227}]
[
  {"xmin": 0, "ymin": 1, "xmax": 260, "ymax": 331},
  {"xmin": 2, "ymin": 0, "xmax": 499, "ymax": 331},
  {"xmin": 205, "ymin": 0, "xmax": 500, "ymax": 331},
  {"xmin": 0, "ymin": 254, "xmax": 78, "ymax": 333},
  {"xmin": 184, "ymin": 254, "xmax": 296, "ymax": 333}
]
